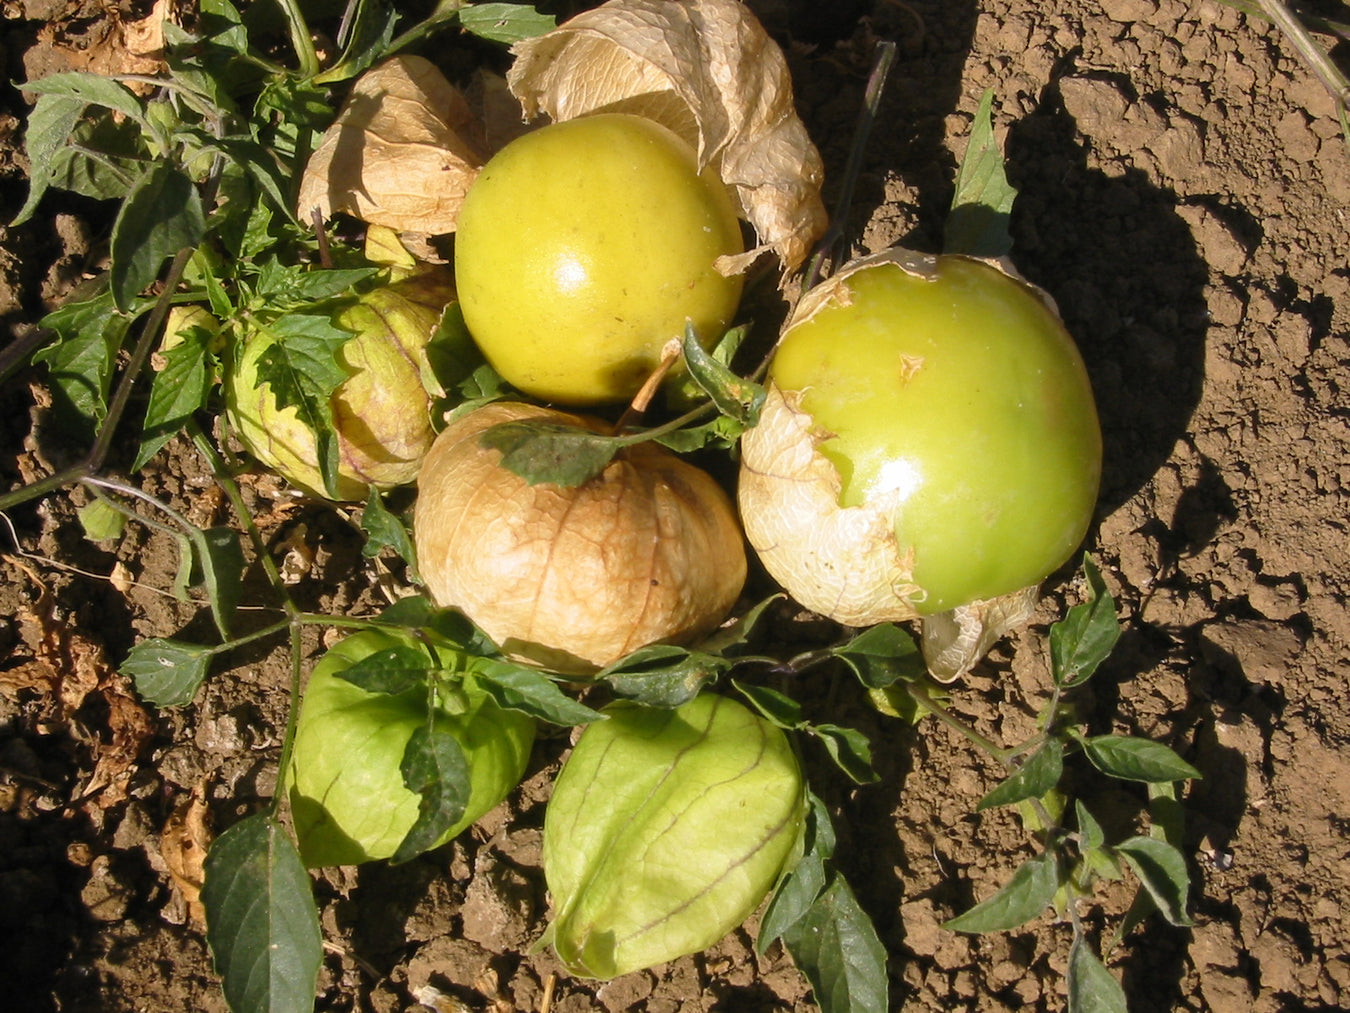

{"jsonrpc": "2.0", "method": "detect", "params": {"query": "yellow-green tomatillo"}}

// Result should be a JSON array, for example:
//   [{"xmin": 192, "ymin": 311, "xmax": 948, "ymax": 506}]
[
  {"xmin": 739, "ymin": 250, "xmax": 1101, "ymax": 625},
  {"xmin": 287, "ymin": 628, "xmax": 536, "ymax": 868},
  {"xmin": 453, "ymin": 113, "xmax": 746, "ymax": 406},
  {"xmin": 543, "ymin": 692, "xmax": 805, "ymax": 979}
]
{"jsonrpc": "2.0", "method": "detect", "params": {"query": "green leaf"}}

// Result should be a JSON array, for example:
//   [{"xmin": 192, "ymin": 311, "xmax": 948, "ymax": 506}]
[
  {"xmin": 201, "ymin": 813, "xmax": 323, "ymax": 1013},
  {"xmin": 653, "ymin": 412, "xmax": 748, "ymax": 453},
  {"xmin": 191, "ymin": 526, "xmax": 245, "ymax": 640},
  {"xmin": 392, "ymin": 722, "xmax": 472, "ymax": 864},
  {"xmin": 944, "ymin": 88, "xmax": 1017, "ymax": 259},
  {"xmin": 21, "ymin": 72, "xmax": 146, "ymax": 121},
  {"xmin": 597, "ymin": 643, "xmax": 727, "ymax": 708},
  {"xmin": 252, "ymin": 261, "xmax": 376, "ymax": 310},
  {"xmin": 943, "ymin": 851, "xmax": 1060, "ymax": 933},
  {"xmin": 1076, "ymin": 799, "xmax": 1106, "ymax": 851},
  {"xmin": 470, "ymin": 659, "xmax": 605, "ymax": 726},
  {"xmin": 1082, "ymin": 735, "xmax": 1202, "ymax": 783},
  {"xmin": 458, "ymin": 3, "xmax": 557, "ymax": 43},
  {"xmin": 781, "ymin": 875, "xmax": 889, "ymax": 1013},
  {"xmin": 1148, "ymin": 779, "xmax": 1187, "ymax": 848},
  {"xmin": 978, "ymin": 740, "xmax": 1064, "ymax": 811},
  {"xmin": 134, "ymin": 322, "xmax": 213, "ymax": 470},
  {"xmin": 479, "ymin": 420, "xmax": 620, "ymax": 488},
  {"xmin": 1067, "ymin": 934, "xmax": 1128, "ymax": 1013},
  {"xmin": 425, "ymin": 301, "xmax": 500, "ymax": 400},
  {"xmin": 1112, "ymin": 836, "xmax": 1193, "ymax": 927},
  {"xmin": 33, "ymin": 292, "xmax": 130, "ymax": 427},
  {"xmin": 46, "ymin": 114, "xmax": 145, "ymax": 201},
  {"xmin": 1050, "ymin": 556, "xmax": 1121, "ymax": 688},
  {"xmin": 360, "ymin": 489, "xmax": 414, "ymax": 563},
  {"xmin": 734, "ymin": 681, "xmax": 805, "ymax": 729},
  {"xmin": 681, "ymin": 322, "xmax": 765, "ymax": 424},
  {"xmin": 334, "ymin": 645, "xmax": 432, "ymax": 695},
  {"xmin": 833, "ymin": 623, "xmax": 926, "ymax": 689},
  {"xmin": 77, "ymin": 498, "xmax": 126, "ymax": 542},
  {"xmin": 699, "ymin": 592, "xmax": 782, "ymax": 657},
  {"xmin": 759, "ymin": 793, "xmax": 834, "ymax": 952},
  {"xmin": 110, "ymin": 162, "xmax": 206, "ymax": 310},
  {"xmin": 812, "ymin": 724, "xmax": 878, "ymax": 784},
  {"xmin": 121, "ymin": 638, "xmax": 213, "ymax": 707},
  {"xmin": 12, "ymin": 93, "xmax": 86, "ymax": 224}
]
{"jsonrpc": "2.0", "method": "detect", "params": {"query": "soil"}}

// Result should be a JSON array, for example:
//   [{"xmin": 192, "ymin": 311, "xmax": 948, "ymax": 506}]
[{"xmin": 1, "ymin": 1, "xmax": 1348, "ymax": 1012}]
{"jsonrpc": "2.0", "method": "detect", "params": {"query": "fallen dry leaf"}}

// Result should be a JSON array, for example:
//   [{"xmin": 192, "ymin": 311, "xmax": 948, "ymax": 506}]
[
  {"xmin": 160, "ymin": 786, "xmax": 213, "ymax": 928},
  {"xmin": 299, "ymin": 55, "xmax": 488, "ymax": 235},
  {"xmin": 507, "ymin": 0, "xmax": 827, "ymax": 274},
  {"xmin": 32, "ymin": 0, "xmax": 179, "ymax": 88}
]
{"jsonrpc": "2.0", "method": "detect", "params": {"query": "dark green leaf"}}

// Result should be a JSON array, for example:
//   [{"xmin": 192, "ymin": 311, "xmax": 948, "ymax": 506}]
[
  {"xmin": 201, "ymin": 813, "xmax": 322, "ymax": 1013},
  {"xmin": 133, "ymin": 322, "xmax": 213, "ymax": 470},
  {"xmin": 653, "ymin": 412, "xmax": 748, "ymax": 453},
  {"xmin": 978, "ymin": 740, "xmax": 1064, "ymax": 811},
  {"xmin": 943, "ymin": 851, "xmax": 1060, "ymax": 933},
  {"xmin": 759, "ymin": 793, "xmax": 834, "ymax": 952},
  {"xmin": 46, "ymin": 114, "xmax": 145, "ymax": 201},
  {"xmin": 597, "ymin": 644, "xmax": 727, "ymax": 708},
  {"xmin": 459, "ymin": 3, "xmax": 557, "ymax": 43},
  {"xmin": 12, "ymin": 93, "xmax": 86, "ymax": 224},
  {"xmin": 21, "ymin": 72, "xmax": 146, "ymax": 121},
  {"xmin": 392, "ymin": 723, "xmax": 472, "ymax": 864},
  {"xmin": 121, "ymin": 638, "xmax": 212, "ymax": 707},
  {"xmin": 479, "ymin": 420, "xmax": 620, "ymax": 488},
  {"xmin": 471, "ymin": 660, "xmax": 605, "ymax": 725},
  {"xmin": 1148, "ymin": 780, "xmax": 1187, "ymax": 848},
  {"xmin": 1067, "ymin": 934, "xmax": 1128, "ymax": 1013},
  {"xmin": 213, "ymin": 137, "xmax": 301, "ymax": 224},
  {"xmin": 812, "ymin": 724, "xmax": 878, "ymax": 784},
  {"xmin": 253, "ymin": 261, "xmax": 376, "ymax": 309},
  {"xmin": 781, "ymin": 876, "xmax": 889, "ymax": 1013},
  {"xmin": 110, "ymin": 163, "xmax": 206, "ymax": 310},
  {"xmin": 944, "ymin": 89, "xmax": 1017, "ymax": 259},
  {"xmin": 1050, "ymin": 556, "xmax": 1121, "ymax": 688},
  {"xmin": 1113, "ymin": 836, "xmax": 1193, "ymax": 927},
  {"xmin": 833, "ymin": 623, "xmax": 926, "ymax": 689},
  {"xmin": 191, "ymin": 526, "xmax": 245, "ymax": 640},
  {"xmin": 1075, "ymin": 799, "xmax": 1106, "ymax": 851},
  {"xmin": 334, "ymin": 645, "xmax": 432, "ymax": 695},
  {"xmin": 681, "ymin": 322, "xmax": 765, "ymax": 424},
  {"xmin": 374, "ymin": 595, "xmax": 436, "ymax": 629},
  {"xmin": 700, "ymin": 592, "xmax": 782, "ymax": 657},
  {"xmin": 360, "ymin": 489, "xmax": 414, "ymax": 563},
  {"xmin": 1083, "ymin": 735, "xmax": 1202, "ymax": 783},
  {"xmin": 734, "ymin": 681, "xmax": 805, "ymax": 729},
  {"xmin": 33, "ymin": 293, "xmax": 130, "ymax": 427}
]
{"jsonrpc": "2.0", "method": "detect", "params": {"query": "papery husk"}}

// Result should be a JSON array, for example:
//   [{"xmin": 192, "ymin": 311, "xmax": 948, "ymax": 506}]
[
  {"xmin": 414, "ymin": 402, "xmax": 747, "ymax": 674},
  {"xmin": 507, "ymin": 0, "xmax": 826, "ymax": 273},
  {"xmin": 298, "ymin": 55, "xmax": 488, "ymax": 234}
]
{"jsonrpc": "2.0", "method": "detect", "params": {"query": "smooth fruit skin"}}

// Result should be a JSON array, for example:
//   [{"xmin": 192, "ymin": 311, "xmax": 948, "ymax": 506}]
[
  {"xmin": 768, "ymin": 256, "xmax": 1101, "ymax": 614},
  {"xmin": 454, "ymin": 113, "xmax": 745, "ymax": 406}
]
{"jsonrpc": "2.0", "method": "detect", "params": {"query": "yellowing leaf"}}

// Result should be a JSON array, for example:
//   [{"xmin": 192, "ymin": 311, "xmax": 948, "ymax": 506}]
[{"xmin": 507, "ymin": 0, "xmax": 826, "ymax": 273}]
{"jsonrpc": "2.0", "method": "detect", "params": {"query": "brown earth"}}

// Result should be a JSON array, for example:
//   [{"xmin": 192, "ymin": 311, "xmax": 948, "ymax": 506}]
[{"xmin": 1, "ymin": 1, "xmax": 1348, "ymax": 1011}]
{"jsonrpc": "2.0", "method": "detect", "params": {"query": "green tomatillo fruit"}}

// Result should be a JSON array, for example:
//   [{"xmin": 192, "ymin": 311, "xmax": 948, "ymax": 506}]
[
  {"xmin": 543, "ymin": 692, "xmax": 805, "ymax": 979},
  {"xmin": 739, "ymin": 250, "xmax": 1101, "ymax": 628},
  {"xmin": 287, "ymin": 627, "xmax": 536, "ymax": 868},
  {"xmin": 453, "ymin": 112, "xmax": 746, "ymax": 406}
]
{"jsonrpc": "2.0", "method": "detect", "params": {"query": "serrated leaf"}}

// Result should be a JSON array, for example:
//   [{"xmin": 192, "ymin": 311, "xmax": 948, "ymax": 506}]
[
  {"xmin": 681, "ymin": 322, "xmax": 765, "ymax": 424},
  {"xmin": 471, "ymin": 659, "xmax": 605, "ymax": 725},
  {"xmin": 201, "ymin": 814, "xmax": 322, "ymax": 1013},
  {"xmin": 334, "ymin": 645, "xmax": 432, "ymax": 695},
  {"xmin": 978, "ymin": 740, "xmax": 1064, "ymax": 811},
  {"xmin": 597, "ymin": 643, "xmax": 727, "ymax": 708},
  {"xmin": 479, "ymin": 420, "xmax": 619, "ymax": 488},
  {"xmin": 1067, "ymin": 934, "xmax": 1128, "ymax": 1013},
  {"xmin": 781, "ymin": 876, "xmax": 889, "ymax": 1013},
  {"xmin": 253, "ymin": 261, "xmax": 376, "ymax": 309},
  {"xmin": 1113, "ymin": 836, "xmax": 1193, "ymax": 927},
  {"xmin": 192, "ymin": 526, "xmax": 245, "ymax": 640},
  {"xmin": 833, "ymin": 623, "xmax": 926, "ymax": 689},
  {"xmin": 943, "ymin": 851, "xmax": 1060, "ymax": 934},
  {"xmin": 78, "ymin": 498, "xmax": 126, "ymax": 542},
  {"xmin": 121, "ymin": 638, "xmax": 213, "ymax": 707},
  {"xmin": 1083, "ymin": 735, "xmax": 1202, "ymax": 784},
  {"xmin": 360, "ymin": 489, "xmax": 415, "ymax": 563},
  {"xmin": 944, "ymin": 88, "xmax": 1016, "ymax": 259},
  {"xmin": 110, "ymin": 162, "xmax": 206, "ymax": 310},
  {"xmin": 459, "ymin": 3, "xmax": 557, "ymax": 43},
  {"xmin": 812, "ymin": 724, "xmax": 878, "ymax": 784},
  {"xmin": 734, "ymin": 681, "xmax": 805, "ymax": 729},
  {"xmin": 1051, "ymin": 556, "xmax": 1121, "ymax": 688},
  {"xmin": 134, "ymin": 323, "xmax": 213, "ymax": 470},
  {"xmin": 392, "ymin": 722, "xmax": 472, "ymax": 864}
]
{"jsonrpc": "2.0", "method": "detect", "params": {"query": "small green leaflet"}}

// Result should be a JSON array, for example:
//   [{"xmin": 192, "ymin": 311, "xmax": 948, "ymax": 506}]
[
  {"xmin": 201, "ymin": 814, "xmax": 323, "ymax": 1013},
  {"xmin": 334, "ymin": 644, "xmax": 431, "ymax": 695},
  {"xmin": 598, "ymin": 643, "xmax": 729, "ymax": 708},
  {"xmin": 943, "ymin": 851, "xmax": 1060, "ymax": 933},
  {"xmin": 1112, "ymin": 836, "xmax": 1193, "ymax": 927},
  {"xmin": 251, "ymin": 261, "xmax": 376, "ymax": 310},
  {"xmin": 110, "ymin": 162, "xmax": 206, "ymax": 310},
  {"xmin": 121, "ymin": 638, "xmax": 213, "ymax": 707},
  {"xmin": 480, "ymin": 420, "xmax": 620, "ymax": 488},
  {"xmin": 134, "ymin": 322, "xmax": 215, "ymax": 470},
  {"xmin": 759, "ymin": 792, "xmax": 835, "ymax": 952},
  {"xmin": 734, "ymin": 681, "xmax": 805, "ymax": 728},
  {"xmin": 813, "ymin": 724, "xmax": 878, "ymax": 784},
  {"xmin": 192, "ymin": 526, "xmax": 245, "ymax": 640},
  {"xmin": 471, "ymin": 659, "xmax": 606, "ymax": 726},
  {"xmin": 1051, "ymin": 556, "xmax": 1122, "ymax": 687},
  {"xmin": 1075, "ymin": 799, "xmax": 1106, "ymax": 851},
  {"xmin": 833, "ymin": 623, "xmax": 926, "ymax": 689},
  {"xmin": 681, "ymin": 323, "xmax": 765, "ymax": 425},
  {"xmin": 361, "ymin": 489, "xmax": 415, "ymax": 563},
  {"xmin": 944, "ymin": 88, "xmax": 1017, "ymax": 260},
  {"xmin": 977, "ymin": 740, "xmax": 1064, "ymax": 811},
  {"xmin": 458, "ymin": 3, "xmax": 558, "ymax": 44},
  {"xmin": 1082, "ymin": 734, "xmax": 1202, "ymax": 783},
  {"xmin": 77, "ymin": 497, "xmax": 126, "ymax": 542},
  {"xmin": 1067, "ymin": 934, "xmax": 1128, "ymax": 1013},
  {"xmin": 781, "ymin": 876, "xmax": 890, "ymax": 1013},
  {"xmin": 33, "ymin": 290, "xmax": 132, "ymax": 427},
  {"xmin": 392, "ymin": 723, "xmax": 473, "ymax": 864}
]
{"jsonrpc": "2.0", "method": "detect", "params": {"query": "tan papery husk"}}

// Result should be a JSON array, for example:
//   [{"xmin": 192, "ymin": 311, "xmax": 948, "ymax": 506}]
[
  {"xmin": 415, "ymin": 402, "xmax": 747, "ymax": 675},
  {"xmin": 298, "ymin": 55, "xmax": 488, "ymax": 234},
  {"xmin": 507, "ymin": 0, "xmax": 827, "ymax": 274}
]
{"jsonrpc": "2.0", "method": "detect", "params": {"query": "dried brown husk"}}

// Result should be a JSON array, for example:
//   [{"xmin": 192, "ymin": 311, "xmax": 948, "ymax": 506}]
[
  {"xmin": 414, "ymin": 402, "xmax": 747, "ymax": 674},
  {"xmin": 298, "ymin": 55, "xmax": 488, "ymax": 234},
  {"xmin": 507, "ymin": 0, "xmax": 827, "ymax": 274}
]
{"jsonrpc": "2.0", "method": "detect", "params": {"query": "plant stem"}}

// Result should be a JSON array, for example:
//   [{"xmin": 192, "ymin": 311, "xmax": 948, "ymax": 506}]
[
  {"xmin": 902, "ymin": 678, "xmax": 1016, "ymax": 764},
  {"xmin": 1257, "ymin": 0, "xmax": 1350, "ymax": 108},
  {"xmin": 275, "ymin": 0, "xmax": 321, "ymax": 78},
  {"xmin": 386, "ymin": 0, "xmax": 467, "ymax": 56}
]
